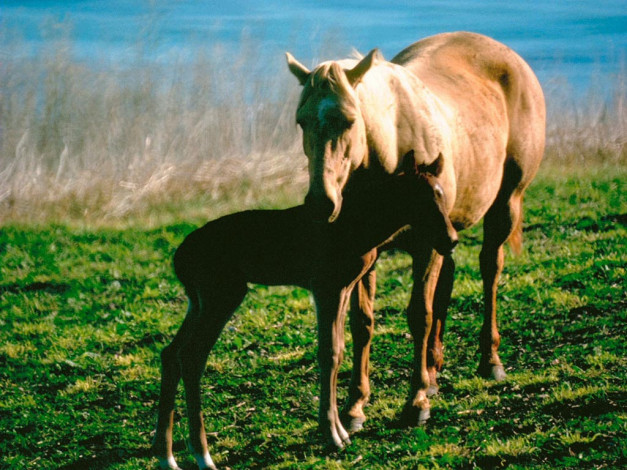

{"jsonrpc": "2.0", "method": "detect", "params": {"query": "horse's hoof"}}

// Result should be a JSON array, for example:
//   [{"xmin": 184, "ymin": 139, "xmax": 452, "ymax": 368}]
[
  {"xmin": 419, "ymin": 408, "xmax": 430, "ymax": 424},
  {"xmin": 492, "ymin": 365, "xmax": 507, "ymax": 382},
  {"xmin": 396, "ymin": 405, "xmax": 430, "ymax": 428},
  {"xmin": 427, "ymin": 384, "xmax": 439, "ymax": 397},
  {"xmin": 341, "ymin": 411, "xmax": 366, "ymax": 432},
  {"xmin": 347, "ymin": 416, "xmax": 365, "ymax": 432}
]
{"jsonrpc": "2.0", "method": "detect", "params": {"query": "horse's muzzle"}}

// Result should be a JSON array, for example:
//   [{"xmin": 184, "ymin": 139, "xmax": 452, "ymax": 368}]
[{"xmin": 305, "ymin": 193, "xmax": 342, "ymax": 223}]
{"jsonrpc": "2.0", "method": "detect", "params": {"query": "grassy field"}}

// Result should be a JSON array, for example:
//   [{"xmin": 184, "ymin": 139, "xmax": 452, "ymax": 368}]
[{"xmin": 1, "ymin": 162, "xmax": 625, "ymax": 469}]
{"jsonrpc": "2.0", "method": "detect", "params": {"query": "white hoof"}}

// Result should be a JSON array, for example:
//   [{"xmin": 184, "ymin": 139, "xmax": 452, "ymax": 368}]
[
  {"xmin": 418, "ymin": 408, "xmax": 430, "ymax": 425},
  {"xmin": 347, "ymin": 416, "xmax": 365, "ymax": 432},
  {"xmin": 158, "ymin": 455, "xmax": 181, "ymax": 470},
  {"xmin": 492, "ymin": 365, "xmax": 507, "ymax": 382},
  {"xmin": 194, "ymin": 451, "xmax": 217, "ymax": 470}
]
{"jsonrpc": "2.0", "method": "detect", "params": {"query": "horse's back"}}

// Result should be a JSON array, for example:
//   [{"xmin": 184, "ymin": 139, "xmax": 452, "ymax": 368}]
[
  {"xmin": 393, "ymin": 31, "xmax": 545, "ymax": 194},
  {"xmin": 391, "ymin": 32, "xmax": 542, "ymax": 103}
]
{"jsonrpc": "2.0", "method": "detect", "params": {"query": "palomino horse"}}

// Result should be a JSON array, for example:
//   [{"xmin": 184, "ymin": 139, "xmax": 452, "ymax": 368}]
[
  {"xmin": 153, "ymin": 157, "xmax": 458, "ymax": 469},
  {"xmin": 286, "ymin": 31, "xmax": 545, "ymax": 430}
]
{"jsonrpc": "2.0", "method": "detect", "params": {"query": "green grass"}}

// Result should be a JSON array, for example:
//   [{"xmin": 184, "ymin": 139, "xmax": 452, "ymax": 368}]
[{"xmin": 1, "ymin": 163, "xmax": 626, "ymax": 469}]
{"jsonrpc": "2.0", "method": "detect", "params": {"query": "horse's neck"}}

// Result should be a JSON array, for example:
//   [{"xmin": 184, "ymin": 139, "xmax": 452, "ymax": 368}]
[{"xmin": 358, "ymin": 63, "xmax": 450, "ymax": 170}]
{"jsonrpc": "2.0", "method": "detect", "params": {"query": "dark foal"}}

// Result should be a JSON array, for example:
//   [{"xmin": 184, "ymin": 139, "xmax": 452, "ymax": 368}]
[{"xmin": 153, "ymin": 156, "xmax": 458, "ymax": 470}]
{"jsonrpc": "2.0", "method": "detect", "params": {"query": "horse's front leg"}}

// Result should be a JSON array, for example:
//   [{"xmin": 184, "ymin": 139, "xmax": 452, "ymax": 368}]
[
  {"xmin": 313, "ymin": 285, "xmax": 352, "ymax": 449},
  {"xmin": 399, "ymin": 247, "xmax": 443, "ymax": 426},
  {"xmin": 342, "ymin": 266, "xmax": 376, "ymax": 432}
]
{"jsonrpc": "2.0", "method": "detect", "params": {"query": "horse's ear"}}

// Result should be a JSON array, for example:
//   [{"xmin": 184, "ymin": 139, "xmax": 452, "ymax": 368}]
[
  {"xmin": 418, "ymin": 153, "xmax": 445, "ymax": 177},
  {"xmin": 286, "ymin": 52, "xmax": 310, "ymax": 86},
  {"xmin": 346, "ymin": 48, "xmax": 383, "ymax": 86}
]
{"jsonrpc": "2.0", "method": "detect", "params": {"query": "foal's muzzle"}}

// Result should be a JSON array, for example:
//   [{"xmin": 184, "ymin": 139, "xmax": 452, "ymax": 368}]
[{"xmin": 435, "ymin": 231, "xmax": 459, "ymax": 257}]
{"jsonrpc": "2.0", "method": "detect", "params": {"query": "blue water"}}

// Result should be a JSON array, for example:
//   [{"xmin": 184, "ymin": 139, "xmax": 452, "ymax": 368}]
[{"xmin": 2, "ymin": 0, "xmax": 626, "ymax": 92}]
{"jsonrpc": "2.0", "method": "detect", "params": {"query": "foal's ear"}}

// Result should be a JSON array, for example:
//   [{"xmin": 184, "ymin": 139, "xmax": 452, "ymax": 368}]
[
  {"xmin": 346, "ymin": 48, "xmax": 383, "ymax": 86},
  {"xmin": 418, "ymin": 153, "xmax": 444, "ymax": 177},
  {"xmin": 286, "ymin": 52, "xmax": 311, "ymax": 86}
]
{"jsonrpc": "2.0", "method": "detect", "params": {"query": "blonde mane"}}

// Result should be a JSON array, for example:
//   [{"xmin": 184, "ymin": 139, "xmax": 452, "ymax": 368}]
[{"xmin": 298, "ymin": 61, "xmax": 359, "ymax": 122}]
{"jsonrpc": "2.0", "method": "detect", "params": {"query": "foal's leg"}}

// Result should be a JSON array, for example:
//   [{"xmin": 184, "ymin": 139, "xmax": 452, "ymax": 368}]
[
  {"xmin": 181, "ymin": 283, "xmax": 247, "ymax": 470},
  {"xmin": 426, "ymin": 254, "xmax": 455, "ymax": 396},
  {"xmin": 478, "ymin": 181, "xmax": 524, "ymax": 381},
  {"xmin": 313, "ymin": 285, "xmax": 353, "ymax": 449},
  {"xmin": 154, "ymin": 294, "xmax": 200, "ymax": 470},
  {"xmin": 399, "ymin": 246, "xmax": 443, "ymax": 426},
  {"xmin": 342, "ymin": 266, "xmax": 376, "ymax": 431}
]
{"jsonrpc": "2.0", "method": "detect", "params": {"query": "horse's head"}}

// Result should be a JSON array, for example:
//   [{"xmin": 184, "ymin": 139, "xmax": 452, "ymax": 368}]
[{"xmin": 286, "ymin": 49, "xmax": 382, "ymax": 222}]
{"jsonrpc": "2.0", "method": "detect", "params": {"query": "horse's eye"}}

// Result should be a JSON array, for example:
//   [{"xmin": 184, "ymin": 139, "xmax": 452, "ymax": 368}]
[
  {"xmin": 326, "ymin": 113, "xmax": 354, "ymax": 133},
  {"xmin": 434, "ymin": 186, "xmax": 444, "ymax": 198}
]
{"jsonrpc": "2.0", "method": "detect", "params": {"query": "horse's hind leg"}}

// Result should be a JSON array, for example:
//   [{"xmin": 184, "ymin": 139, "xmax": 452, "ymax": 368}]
[
  {"xmin": 478, "ymin": 161, "xmax": 525, "ymax": 381},
  {"xmin": 343, "ymin": 267, "xmax": 376, "ymax": 431},
  {"xmin": 181, "ymin": 282, "xmax": 247, "ymax": 470},
  {"xmin": 426, "ymin": 254, "xmax": 455, "ymax": 396}
]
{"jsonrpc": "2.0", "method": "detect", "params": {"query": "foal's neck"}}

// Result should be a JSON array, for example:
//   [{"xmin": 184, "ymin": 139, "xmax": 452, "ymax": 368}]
[{"xmin": 333, "ymin": 179, "xmax": 415, "ymax": 256}]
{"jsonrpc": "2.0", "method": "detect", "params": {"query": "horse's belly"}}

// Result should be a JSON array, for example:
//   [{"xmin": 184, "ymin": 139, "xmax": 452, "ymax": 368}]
[
  {"xmin": 449, "ymin": 186, "xmax": 500, "ymax": 230},
  {"xmin": 448, "ymin": 147, "xmax": 506, "ymax": 230}
]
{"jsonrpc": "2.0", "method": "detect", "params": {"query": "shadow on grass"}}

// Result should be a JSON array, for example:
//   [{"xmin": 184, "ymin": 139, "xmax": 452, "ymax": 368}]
[
  {"xmin": 57, "ymin": 447, "xmax": 153, "ymax": 470},
  {"xmin": 0, "ymin": 281, "xmax": 71, "ymax": 295}
]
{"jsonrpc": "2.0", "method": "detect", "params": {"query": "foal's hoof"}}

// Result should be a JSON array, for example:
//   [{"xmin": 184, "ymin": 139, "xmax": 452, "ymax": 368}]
[
  {"xmin": 321, "ymin": 420, "xmax": 351, "ymax": 451},
  {"xmin": 325, "ymin": 434, "xmax": 351, "ymax": 452},
  {"xmin": 156, "ymin": 455, "xmax": 182, "ymax": 470}
]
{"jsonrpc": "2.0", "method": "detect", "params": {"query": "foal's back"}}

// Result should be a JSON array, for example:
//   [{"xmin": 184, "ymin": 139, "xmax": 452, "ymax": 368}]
[
  {"xmin": 175, "ymin": 172, "xmax": 447, "ymax": 290},
  {"xmin": 175, "ymin": 206, "xmax": 316, "ymax": 288}
]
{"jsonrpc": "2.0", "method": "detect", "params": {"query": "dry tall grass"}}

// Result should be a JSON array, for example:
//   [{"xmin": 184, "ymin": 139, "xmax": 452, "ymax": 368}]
[
  {"xmin": 1, "ymin": 31, "xmax": 625, "ymax": 225},
  {"xmin": 544, "ymin": 71, "xmax": 626, "ymax": 163}
]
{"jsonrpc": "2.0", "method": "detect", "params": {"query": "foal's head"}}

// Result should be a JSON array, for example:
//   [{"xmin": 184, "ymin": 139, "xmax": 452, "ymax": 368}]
[
  {"xmin": 286, "ymin": 50, "xmax": 382, "ymax": 222},
  {"xmin": 405, "ymin": 153, "xmax": 458, "ymax": 256}
]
